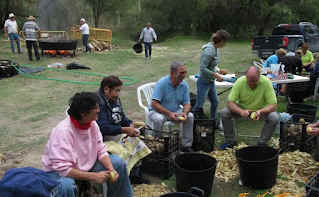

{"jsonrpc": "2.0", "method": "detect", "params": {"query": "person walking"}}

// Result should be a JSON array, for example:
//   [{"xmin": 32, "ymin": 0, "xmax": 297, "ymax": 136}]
[
  {"xmin": 192, "ymin": 29, "xmax": 230, "ymax": 123},
  {"xmin": 139, "ymin": 22, "xmax": 157, "ymax": 61},
  {"xmin": 22, "ymin": 16, "xmax": 40, "ymax": 61},
  {"xmin": 4, "ymin": 13, "xmax": 21, "ymax": 54},
  {"xmin": 79, "ymin": 18, "xmax": 91, "ymax": 53}
]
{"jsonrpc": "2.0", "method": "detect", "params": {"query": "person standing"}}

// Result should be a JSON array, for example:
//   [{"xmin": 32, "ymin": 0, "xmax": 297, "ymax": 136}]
[
  {"xmin": 4, "ymin": 13, "xmax": 21, "ymax": 54},
  {"xmin": 22, "ymin": 16, "xmax": 40, "ymax": 61},
  {"xmin": 139, "ymin": 22, "xmax": 157, "ymax": 61},
  {"xmin": 79, "ymin": 18, "xmax": 91, "ymax": 53},
  {"xmin": 192, "ymin": 29, "xmax": 230, "ymax": 122}
]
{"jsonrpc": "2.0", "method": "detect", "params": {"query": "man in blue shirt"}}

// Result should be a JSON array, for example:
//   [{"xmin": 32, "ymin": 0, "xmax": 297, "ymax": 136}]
[{"xmin": 148, "ymin": 61, "xmax": 194, "ymax": 152}]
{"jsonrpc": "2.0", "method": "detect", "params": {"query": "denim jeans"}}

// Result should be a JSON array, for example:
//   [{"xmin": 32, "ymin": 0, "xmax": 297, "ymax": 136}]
[
  {"xmin": 8, "ymin": 33, "xmax": 21, "ymax": 53},
  {"xmin": 49, "ymin": 154, "xmax": 133, "ymax": 197},
  {"xmin": 193, "ymin": 78, "xmax": 218, "ymax": 120},
  {"xmin": 26, "ymin": 40, "xmax": 40, "ymax": 61},
  {"xmin": 144, "ymin": 42, "xmax": 152, "ymax": 58},
  {"xmin": 82, "ymin": 34, "xmax": 90, "ymax": 52}
]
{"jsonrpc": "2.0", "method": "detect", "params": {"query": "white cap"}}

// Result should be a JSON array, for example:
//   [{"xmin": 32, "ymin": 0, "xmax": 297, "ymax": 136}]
[
  {"xmin": 80, "ymin": 18, "xmax": 85, "ymax": 22},
  {"xmin": 9, "ymin": 13, "xmax": 14, "ymax": 18}
]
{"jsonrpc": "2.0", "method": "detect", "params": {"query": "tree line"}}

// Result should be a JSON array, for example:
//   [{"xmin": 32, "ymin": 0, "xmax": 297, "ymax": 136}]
[{"xmin": 1, "ymin": 0, "xmax": 319, "ymax": 39}]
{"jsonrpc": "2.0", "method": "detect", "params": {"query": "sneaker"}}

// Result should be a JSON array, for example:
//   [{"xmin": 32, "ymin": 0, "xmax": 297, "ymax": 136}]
[{"xmin": 219, "ymin": 142, "xmax": 237, "ymax": 150}]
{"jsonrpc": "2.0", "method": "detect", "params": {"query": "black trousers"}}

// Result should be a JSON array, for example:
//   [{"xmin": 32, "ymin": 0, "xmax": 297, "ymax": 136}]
[{"xmin": 26, "ymin": 40, "xmax": 40, "ymax": 61}]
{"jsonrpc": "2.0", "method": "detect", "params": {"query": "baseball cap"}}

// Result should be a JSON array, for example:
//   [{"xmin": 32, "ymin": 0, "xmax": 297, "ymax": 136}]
[{"xmin": 9, "ymin": 13, "xmax": 14, "ymax": 18}]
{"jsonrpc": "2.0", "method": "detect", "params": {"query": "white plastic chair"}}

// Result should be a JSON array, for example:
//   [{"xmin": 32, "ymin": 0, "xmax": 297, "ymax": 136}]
[{"xmin": 137, "ymin": 82, "xmax": 182, "ymax": 133}]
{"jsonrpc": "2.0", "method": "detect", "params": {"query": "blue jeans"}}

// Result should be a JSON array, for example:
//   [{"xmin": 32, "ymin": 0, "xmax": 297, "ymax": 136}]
[
  {"xmin": 8, "ymin": 33, "xmax": 21, "ymax": 53},
  {"xmin": 49, "ymin": 154, "xmax": 133, "ymax": 197},
  {"xmin": 193, "ymin": 78, "xmax": 218, "ymax": 120},
  {"xmin": 144, "ymin": 42, "xmax": 152, "ymax": 58},
  {"xmin": 82, "ymin": 34, "xmax": 90, "ymax": 52}
]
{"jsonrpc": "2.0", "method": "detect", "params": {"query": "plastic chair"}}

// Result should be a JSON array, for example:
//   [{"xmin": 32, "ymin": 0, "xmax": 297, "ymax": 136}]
[{"xmin": 137, "ymin": 82, "xmax": 182, "ymax": 133}]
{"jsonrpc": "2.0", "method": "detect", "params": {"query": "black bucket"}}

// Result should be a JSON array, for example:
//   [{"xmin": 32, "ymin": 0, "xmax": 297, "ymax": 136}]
[
  {"xmin": 174, "ymin": 153, "xmax": 217, "ymax": 197},
  {"xmin": 160, "ymin": 187, "xmax": 204, "ymax": 197},
  {"xmin": 236, "ymin": 146, "xmax": 279, "ymax": 189},
  {"xmin": 132, "ymin": 43, "xmax": 143, "ymax": 53}
]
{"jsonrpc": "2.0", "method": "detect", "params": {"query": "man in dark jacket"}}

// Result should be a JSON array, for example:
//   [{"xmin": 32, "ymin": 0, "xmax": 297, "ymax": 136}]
[{"xmin": 96, "ymin": 75, "xmax": 149, "ymax": 184}]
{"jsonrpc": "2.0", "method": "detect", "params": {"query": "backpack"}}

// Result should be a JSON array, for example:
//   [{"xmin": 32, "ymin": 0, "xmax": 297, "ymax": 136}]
[{"xmin": 0, "ymin": 60, "xmax": 19, "ymax": 79}]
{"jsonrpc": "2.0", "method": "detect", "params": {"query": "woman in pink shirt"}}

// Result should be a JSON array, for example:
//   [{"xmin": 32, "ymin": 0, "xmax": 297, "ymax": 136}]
[{"xmin": 42, "ymin": 92, "xmax": 133, "ymax": 197}]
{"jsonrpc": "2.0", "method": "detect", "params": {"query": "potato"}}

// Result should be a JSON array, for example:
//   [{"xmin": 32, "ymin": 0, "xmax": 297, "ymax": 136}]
[
  {"xmin": 109, "ymin": 170, "xmax": 117, "ymax": 182},
  {"xmin": 299, "ymin": 118, "xmax": 305, "ymax": 124},
  {"xmin": 250, "ymin": 112, "xmax": 257, "ymax": 120},
  {"xmin": 133, "ymin": 121, "xmax": 145, "ymax": 127},
  {"xmin": 307, "ymin": 126, "xmax": 312, "ymax": 133},
  {"xmin": 177, "ymin": 116, "xmax": 185, "ymax": 121}
]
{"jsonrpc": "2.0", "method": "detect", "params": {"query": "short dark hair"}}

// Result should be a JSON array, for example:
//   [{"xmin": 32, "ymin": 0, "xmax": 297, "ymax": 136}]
[
  {"xmin": 211, "ymin": 29, "xmax": 231, "ymax": 44},
  {"xmin": 100, "ymin": 75, "xmax": 123, "ymax": 91},
  {"xmin": 67, "ymin": 92, "xmax": 98, "ymax": 120},
  {"xmin": 170, "ymin": 61, "xmax": 185, "ymax": 73}
]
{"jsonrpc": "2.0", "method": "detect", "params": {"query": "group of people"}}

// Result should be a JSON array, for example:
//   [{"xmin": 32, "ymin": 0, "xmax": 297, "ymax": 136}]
[{"xmin": 4, "ymin": 13, "xmax": 40, "ymax": 61}]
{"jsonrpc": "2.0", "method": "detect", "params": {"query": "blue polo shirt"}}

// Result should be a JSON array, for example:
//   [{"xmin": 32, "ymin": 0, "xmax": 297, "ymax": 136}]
[
  {"xmin": 150, "ymin": 76, "xmax": 190, "ymax": 112},
  {"xmin": 264, "ymin": 54, "xmax": 279, "ymax": 68}
]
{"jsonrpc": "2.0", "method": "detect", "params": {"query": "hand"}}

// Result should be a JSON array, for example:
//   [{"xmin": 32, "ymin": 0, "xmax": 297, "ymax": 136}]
[
  {"xmin": 254, "ymin": 110, "xmax": 262, "ymax": 120},
  {"xmin": 240, "ymin": 110, "xmax": 250, "ymax": 118},
  {"xmin": 124, "ymin": 127, "xmax": 139, "ymax": 137},
  {"xmin": 220, "ymin": 69, "xmax": 229, "ymax": 75},
  {"xmin": 107, "ymin": 169, "xmax": 119, "ymax": 183},
  {"xmin": 168, "ymin": 112, "xmax": 179, "ymax": 121},
  {"xmin": 176, "ymin": 113, "xmax": 188, "ymax": 121},
  {"xmin": 92, "ymin": 171, "xmax": 108, "ymax": 184},
  {"xmin": 306, "ymin": 126, "xmax": 319, "ymax": 136},
  {"xmin": 216, "ymin": 75, "xmax": 224, "ymax": 82}
]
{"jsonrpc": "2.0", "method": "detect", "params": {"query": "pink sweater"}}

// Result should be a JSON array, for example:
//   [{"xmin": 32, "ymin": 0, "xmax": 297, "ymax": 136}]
[{"xmin": 42, "ymin": 116, "xmax": 108, "ymax": 176}]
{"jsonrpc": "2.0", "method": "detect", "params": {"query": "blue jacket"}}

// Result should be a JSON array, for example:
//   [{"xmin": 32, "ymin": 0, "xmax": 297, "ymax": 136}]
[
  {"xmin": 96, "ymin": 89, "xmax": 132, "ymax": 137},
  {"xmin": 0, "ymin": 167, "xmax": 59, "ymax": 197}
]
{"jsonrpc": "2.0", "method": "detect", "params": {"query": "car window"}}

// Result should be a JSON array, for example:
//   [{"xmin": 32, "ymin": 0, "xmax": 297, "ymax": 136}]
[{"xmin": 304, "ymin": 25, "xmax": 318, "ymax": 35}]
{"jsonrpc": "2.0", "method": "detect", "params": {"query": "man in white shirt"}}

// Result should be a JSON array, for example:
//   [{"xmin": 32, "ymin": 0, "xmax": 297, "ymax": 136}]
[
  {"xmin": 4, "ymin": 13, "xmax": 21, "ymax": 54},
  {"xmin": 139, "ymin": 22, "xmax": 157, "ymax": 61},
  {"xmin": 79, "ymin": 18, "xmax": 91, "ymax": 53}
]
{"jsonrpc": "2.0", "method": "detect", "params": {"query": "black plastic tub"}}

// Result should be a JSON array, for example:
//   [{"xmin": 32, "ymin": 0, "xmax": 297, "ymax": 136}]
[
  {"xmin": 236, "ymin": 146, "xmax": 279, "ymax": 189},
  {"xmin": 174, "ymin": 153, "xmax": 217, "ymax": 197},
  {"xmin": 160, "ymin": 187, "xmax": 204, "ymax": 197}
]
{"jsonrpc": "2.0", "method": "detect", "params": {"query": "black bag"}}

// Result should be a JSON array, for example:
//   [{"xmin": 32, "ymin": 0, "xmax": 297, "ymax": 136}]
[
  {"xmin": 133, "ymin": 43, "xmax": 143, "ymax": 53},
  {"xmin": 0, "ymin": 60, "xmax": 19, "ymax": 79}
]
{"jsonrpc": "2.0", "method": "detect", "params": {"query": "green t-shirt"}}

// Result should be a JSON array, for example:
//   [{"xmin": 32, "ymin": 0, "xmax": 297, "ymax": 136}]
[
  {"xmin": 228, "ymin": 75, "xmax": 277, "ymax": 110},
  {"xmin": 301, "ymin": 50, "xmax": 314, "ymax": 66}
]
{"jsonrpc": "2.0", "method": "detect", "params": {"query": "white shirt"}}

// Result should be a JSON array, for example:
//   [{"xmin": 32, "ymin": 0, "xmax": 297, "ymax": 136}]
[
  {"xmin": 4, "ymin": 19, "xmax": 18, "ymax": 34},
  {"xmin": 139, "ymin": 27, "xmax": 157, "ymax": 43},
  {"xmin": 80, "ymin": 23, "xmax": 89, "ymax": 35}
]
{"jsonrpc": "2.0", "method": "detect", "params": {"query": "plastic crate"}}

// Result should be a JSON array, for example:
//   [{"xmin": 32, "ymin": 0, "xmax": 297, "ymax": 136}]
[
  {"xmin": 287, "ymin": 104, "xmax": 317, "ymax": 123},
  {"xmin": 306, "ymin": 172, "xmax": 319, "ymax": 197},
  {"xmin": 141, "ymin": 129, "xmax": 179, "ymax": 179},
  {"xmin": 279, "ymin": 117, "xmax": 315, "ymax": 154},
  {"xmin": 142, "ymin": 129, "xmax": 179, "ymax": 156},
  {"xmin": 193, "ymin": 119, "xmax": 215, "ymax": 152}
]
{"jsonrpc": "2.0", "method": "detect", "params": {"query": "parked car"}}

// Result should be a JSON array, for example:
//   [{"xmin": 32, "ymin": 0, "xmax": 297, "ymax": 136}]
[{"xmin": 252, "ymin": 22, "xmax": 319, "ymax": 59}]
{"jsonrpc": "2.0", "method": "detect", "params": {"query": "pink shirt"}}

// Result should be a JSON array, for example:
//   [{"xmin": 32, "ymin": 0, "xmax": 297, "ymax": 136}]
[{"xmin": 42, "ymin": 116, "xmax": 108, "ymax": 176}]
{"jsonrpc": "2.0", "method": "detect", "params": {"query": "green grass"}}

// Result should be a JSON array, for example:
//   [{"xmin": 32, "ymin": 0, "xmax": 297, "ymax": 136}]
[{"xmin": 0, "ymin": 33, "xmax": 318, "ymax": 196}]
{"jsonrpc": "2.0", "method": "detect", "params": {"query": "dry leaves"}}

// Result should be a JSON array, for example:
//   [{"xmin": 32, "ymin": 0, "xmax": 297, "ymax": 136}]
[{"xmin": 133, "ymin": 183, "xmax": 174, "ymax": 197}]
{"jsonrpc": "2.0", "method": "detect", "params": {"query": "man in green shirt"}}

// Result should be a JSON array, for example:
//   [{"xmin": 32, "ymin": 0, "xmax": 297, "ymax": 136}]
[{"xmin": 220, "ymin": 66, "xmax": 279, "ymax": 149}]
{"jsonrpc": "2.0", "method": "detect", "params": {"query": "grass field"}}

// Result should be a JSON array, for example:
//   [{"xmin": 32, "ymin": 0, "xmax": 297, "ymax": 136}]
[{"xmin": 0, "ymin": 34, "xmax": 317, "ymax": 196}]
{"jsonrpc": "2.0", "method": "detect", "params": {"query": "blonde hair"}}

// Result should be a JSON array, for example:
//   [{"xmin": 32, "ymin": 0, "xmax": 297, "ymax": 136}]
[{"xmin": 276, "ymin": 48, "xmax": 287, "ymax": 57}]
